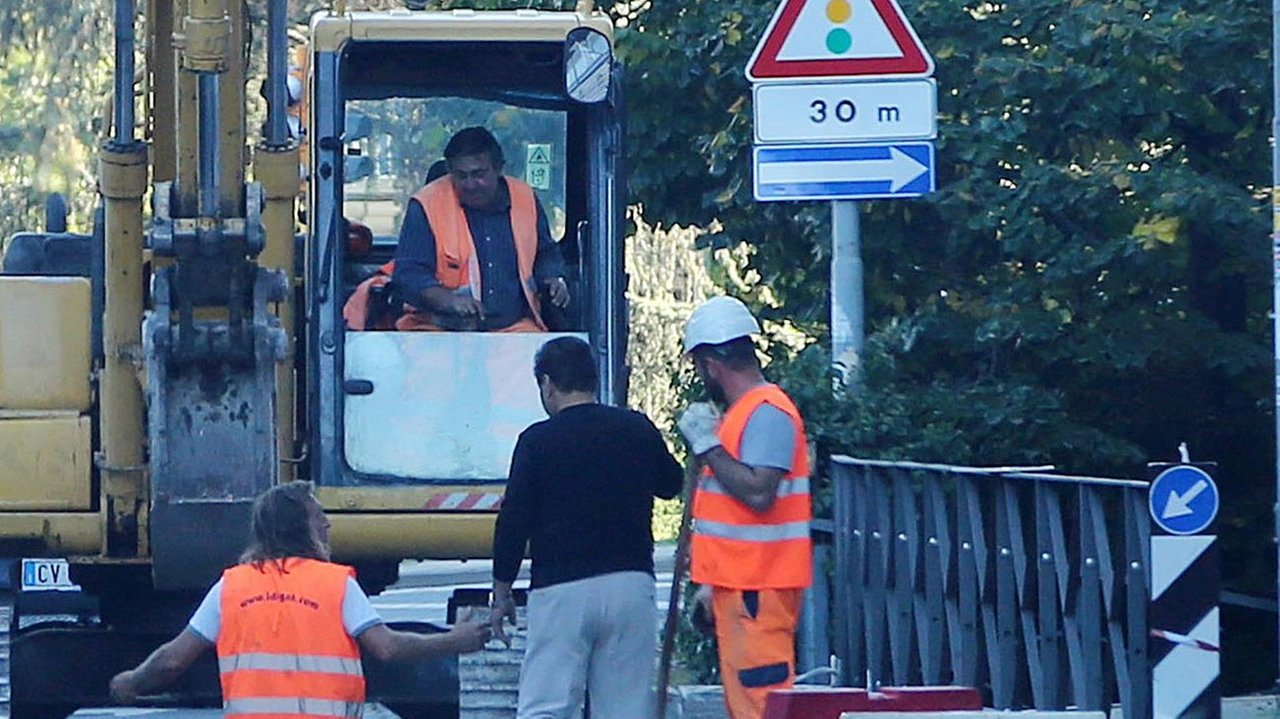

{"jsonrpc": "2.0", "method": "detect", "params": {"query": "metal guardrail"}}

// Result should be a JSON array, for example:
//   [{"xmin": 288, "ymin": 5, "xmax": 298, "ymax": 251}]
[{"xmin": 830, "ymin": 456, "xmax": 1150, "ymax": 717}]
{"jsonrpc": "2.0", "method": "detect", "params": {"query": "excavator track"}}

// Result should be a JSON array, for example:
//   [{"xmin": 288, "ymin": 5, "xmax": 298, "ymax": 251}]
[{"xmin": 0, "ymin": 591, "xmax": 13, "ymax": 718}]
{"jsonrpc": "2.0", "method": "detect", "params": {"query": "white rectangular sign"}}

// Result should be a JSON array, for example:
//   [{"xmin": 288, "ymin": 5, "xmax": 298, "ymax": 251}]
[{"xmin": 754, "ymin": 79, "xmax": 936, "ymax": 144}]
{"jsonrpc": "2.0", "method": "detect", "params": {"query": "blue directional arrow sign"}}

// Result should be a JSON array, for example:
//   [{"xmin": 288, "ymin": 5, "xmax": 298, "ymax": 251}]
[
  {"xmin": 753, "ymin": 142, "xmax": 934, "ymax": 202},
  {"xmin": 1148, "ymin": 465, "xmax": 1219, "ymax": 535}
]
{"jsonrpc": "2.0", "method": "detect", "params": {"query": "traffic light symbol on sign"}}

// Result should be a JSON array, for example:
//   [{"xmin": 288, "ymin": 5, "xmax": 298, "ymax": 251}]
[
  {"xmin": 745, "ymin": 0, "xmax": 934, "ymax": 80},
  {"xmin": 825, "ymin": 0, "xmax": 852, "ymax": 54}
]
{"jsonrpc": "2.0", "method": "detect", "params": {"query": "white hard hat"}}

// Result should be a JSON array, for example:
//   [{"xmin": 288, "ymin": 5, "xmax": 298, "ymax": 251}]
[{"xmin": 683, "ymin": 296, "xmax": 761, "ymax": 353}]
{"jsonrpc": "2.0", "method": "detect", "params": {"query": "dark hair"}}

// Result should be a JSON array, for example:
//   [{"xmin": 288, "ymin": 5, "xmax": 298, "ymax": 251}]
[
  {"xmin": 534, "ymin": 336, "xmax": 598, "ymax": 394},
  {"xmin": 240, "ymin": 480, "xmax": 326, "ymax": 566},
  {"xmin": 691, "ymin": 336, "xmax": 759, "ymax": 371},
  {"xmin": 424, "ymin": 159, "xmax": 449, "ymax": 185},
  {"xmin": 444, "ymin": 126, "xmax": 505, "ymax": 167}
]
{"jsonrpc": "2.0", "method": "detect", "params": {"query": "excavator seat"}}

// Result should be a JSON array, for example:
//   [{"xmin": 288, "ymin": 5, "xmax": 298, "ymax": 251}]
[{"xmin": 2, "ymin": 232, "xmax": 93, "ymax": 277}]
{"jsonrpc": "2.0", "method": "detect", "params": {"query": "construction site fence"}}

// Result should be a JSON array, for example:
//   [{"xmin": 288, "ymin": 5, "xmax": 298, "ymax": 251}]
[{"xmin": 828, "ymin": 456, "xmax": 1151, "ymax": 717}]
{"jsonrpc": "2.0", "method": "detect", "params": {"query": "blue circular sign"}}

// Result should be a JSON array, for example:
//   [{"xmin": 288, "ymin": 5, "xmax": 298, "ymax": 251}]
[{"xmin": 1148, "ymin": 465, "xmax": 1218, "ymax": 535}]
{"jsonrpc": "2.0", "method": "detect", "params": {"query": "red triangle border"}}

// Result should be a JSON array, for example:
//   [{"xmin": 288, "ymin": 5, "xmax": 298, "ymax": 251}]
[{"xmin": 747, "ymin": 0, "xmax": 934, "ymax": 80}]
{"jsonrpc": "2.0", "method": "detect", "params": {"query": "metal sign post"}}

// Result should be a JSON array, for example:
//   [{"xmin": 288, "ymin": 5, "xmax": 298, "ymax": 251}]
[
  {"xmin": 1148, "ymin": 463, "xmax": 1221, "ymax": 719},
  {"xmin": 1271, "ymin": 0, "xmax": 1280, "ymax": 694},
  {"xmin": 747, "ymin": 0, "xmax": 938, "ymax": 372},
  {"xmin": 831, "ymin": 200, "xmax": 862, "ymax": 378}
]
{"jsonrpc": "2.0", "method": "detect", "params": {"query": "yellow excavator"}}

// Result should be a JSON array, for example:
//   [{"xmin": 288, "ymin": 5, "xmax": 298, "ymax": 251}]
[{"xmin": 0, "ymin": 1, "xmax": 625, "ymax": 716}]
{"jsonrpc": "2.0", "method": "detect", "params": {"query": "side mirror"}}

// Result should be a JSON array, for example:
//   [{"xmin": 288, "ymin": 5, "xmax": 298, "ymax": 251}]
[{"xmin": 564, "ymin": 28, "xmax": 612, "ymax": 104}]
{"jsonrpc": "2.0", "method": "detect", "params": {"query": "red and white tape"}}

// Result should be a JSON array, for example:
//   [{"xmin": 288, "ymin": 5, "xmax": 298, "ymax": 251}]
[{"xmin": 422, "ymin": 492, "xmax": 504, "ymax": 511}]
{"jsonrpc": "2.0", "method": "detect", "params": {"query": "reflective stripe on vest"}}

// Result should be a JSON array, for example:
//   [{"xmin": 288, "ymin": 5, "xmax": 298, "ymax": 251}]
[
  {"xmin": 222, "ymin": 697, "xmax": 364, "ymax": 718},
  {"xmin": 218, "ymin": 559, "xmax": 365, "ymax": 719},
  {"xmin": 219, "ymin": 652, "xmax": 363, "ymax": 676},
  {"xmin": 691, "ymin": 384, "xmax": 812, "ymax": 590},
  {"xmin": 700, "ymin": 475, "xmax": 810, "ymax": 499},
  {"xmin": 695, "ymin": 518, "xmax": 811, "ymax": 542},
  {"xmin": 410, "ymin": 176, "xmax": 544, "ymax": 330}
]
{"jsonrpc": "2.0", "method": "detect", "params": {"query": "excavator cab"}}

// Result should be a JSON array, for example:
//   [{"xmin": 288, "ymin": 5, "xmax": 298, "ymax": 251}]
[{"xmin": 304, "ymin": 12, "xmax": 626, "ymax": 559}]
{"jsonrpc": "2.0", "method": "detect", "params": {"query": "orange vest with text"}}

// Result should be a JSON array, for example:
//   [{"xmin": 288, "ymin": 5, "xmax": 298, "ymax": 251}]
[
  {"xmin": 691, "ymin": 384, "xmax": 812, "ymax": 590},
  {"xmin": 409, "ymin": 176, "xmax": 545, "ymax": 330},
  {"xmin": 217, "ymin": 558, "xmax": 365, "ymax": 719}
]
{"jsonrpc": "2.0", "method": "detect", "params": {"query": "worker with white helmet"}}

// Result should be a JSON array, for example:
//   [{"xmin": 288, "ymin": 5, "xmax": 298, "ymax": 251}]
[{"xmin": 676, "ymin": 296, "xmax": 812, "ymax": 719}]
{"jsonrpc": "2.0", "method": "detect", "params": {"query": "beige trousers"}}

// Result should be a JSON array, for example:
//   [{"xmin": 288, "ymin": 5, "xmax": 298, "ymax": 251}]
[{"xmin": 517, "ymin": 571, "xmax": 656, "ymax": 719}]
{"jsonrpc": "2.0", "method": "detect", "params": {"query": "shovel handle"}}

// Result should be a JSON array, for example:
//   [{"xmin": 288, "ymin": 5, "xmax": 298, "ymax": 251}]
[{"xmin": 655, "ymin": 461, "xmax": 700, "ymax": 719}]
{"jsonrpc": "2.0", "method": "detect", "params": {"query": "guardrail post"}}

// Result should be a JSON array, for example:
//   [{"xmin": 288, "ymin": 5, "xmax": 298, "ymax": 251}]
[
  {"xmin": 798, "ymin": 536, "xmax": 832, "ymax": 677},
  {"xmin": 889, "ymin": 468, "xmax": 917, "ymax": 685},
  {"xmin": 1034, "ymin": 481, "xmax": 1063, "ymax": 709},
  {"xmin": 1078, "ymin": 486, "xmax": 1105, "ymax": 710}
]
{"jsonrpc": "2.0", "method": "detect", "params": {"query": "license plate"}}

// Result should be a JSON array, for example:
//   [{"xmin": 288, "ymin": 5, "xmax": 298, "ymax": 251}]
[{"xmin": 21, "ymin": 559, "xmax": 79, "ymax": 591}]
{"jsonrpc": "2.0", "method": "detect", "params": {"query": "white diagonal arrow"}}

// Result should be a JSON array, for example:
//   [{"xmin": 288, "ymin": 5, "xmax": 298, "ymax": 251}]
[
  {"xmin": 1162, "ymin": 479, "xmax": 1208, "ymax": 519},
  {"xmin": 758, "ymin": 147, "xmax": 928, "ymax": 192}
]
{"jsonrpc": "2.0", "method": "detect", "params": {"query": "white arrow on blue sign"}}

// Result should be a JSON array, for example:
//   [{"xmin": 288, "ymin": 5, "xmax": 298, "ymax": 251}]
[
  {"xmin": 1148, "ymin": 465, "xmax": 1219, "ymax": 535},
  {"xmin": 753, "ymin": 142, "xmax": 934, "ymax": 202}
]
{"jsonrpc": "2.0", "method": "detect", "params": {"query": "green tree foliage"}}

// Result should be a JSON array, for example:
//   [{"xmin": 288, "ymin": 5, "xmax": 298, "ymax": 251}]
[
  {"xmin": 620, "ymin": 0, "xmax": 1274, "ymax": 690},
  {"xmin": 0, "ymin": 1, "xmax": 114, "ymax": 240},
  {"xmin": 619, "ymin": 0, "xmax": 1271, "ymax": 466}
]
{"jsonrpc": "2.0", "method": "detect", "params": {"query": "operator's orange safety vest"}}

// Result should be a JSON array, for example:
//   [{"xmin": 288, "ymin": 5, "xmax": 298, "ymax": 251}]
[
  {"xmin": 409, "ymin": 175, "xmax": 545, "ymax": 330},
  {"xmin": 691, "ymin": 384, "xmax": 812, "ymax": 590},
  {"xmin": 343, "ymin": 260, "xmax": 396, "ymax": 330},
  {"xmin": 217, "ymin": 558, "xmax": 365, "ymax": 719}
]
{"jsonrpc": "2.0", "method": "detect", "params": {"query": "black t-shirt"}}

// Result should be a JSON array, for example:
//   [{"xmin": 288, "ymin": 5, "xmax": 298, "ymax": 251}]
[{"xmin": 492, "ymin": 403, "xmax": 684, "ymax": 589}]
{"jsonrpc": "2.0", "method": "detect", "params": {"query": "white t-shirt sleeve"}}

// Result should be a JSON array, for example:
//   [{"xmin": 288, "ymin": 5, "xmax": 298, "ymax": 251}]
[
  {"xmin": 187, "ymin": 578, "xmax": 223, "ymax": 642},
  {"xmin": 343, "ymin": 576, "xmax": 384, "ymax": 638}
]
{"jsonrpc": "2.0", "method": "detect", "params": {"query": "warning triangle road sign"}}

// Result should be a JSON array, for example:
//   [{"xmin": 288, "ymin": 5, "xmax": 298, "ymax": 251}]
[{"xmin": 746, "ymin": 0, "xmax": 934, "ymax": 82}]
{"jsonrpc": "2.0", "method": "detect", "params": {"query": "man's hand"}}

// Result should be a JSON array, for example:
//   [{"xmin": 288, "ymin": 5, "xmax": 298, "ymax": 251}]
[
  {"xmin": 677, "ymin": 402, "xmax": 722, "ymax": 457},
  {"xmin": 448, "ymin": 608, "xmax": 493, "ymax": 654},
  {"xmin": 445, "ymin": 293, "xmax": 485, "ymax": 319},
  {"xmin": 691, "ymin": 584, "xmax": 715, "ymax": 636},
  {"xmin": 544, "ymin": 277, "xmax": 570, "ymax": 308},
  {"xmin": 421, "ymin": 286, "xmax": 485, "ymax": 328},
  {"xmin": 109, "ymin": 670, "xmax": 140, "ymax": 705},
  {"xmin": 490, "ymin": 582, "xmax": 518, "ymax": 648}
]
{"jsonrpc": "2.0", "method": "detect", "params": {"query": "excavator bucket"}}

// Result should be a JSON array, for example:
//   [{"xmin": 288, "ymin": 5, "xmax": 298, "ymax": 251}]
[{"xmin": 145, "ymin": 268, "xmax": 289, "ymax": 590}]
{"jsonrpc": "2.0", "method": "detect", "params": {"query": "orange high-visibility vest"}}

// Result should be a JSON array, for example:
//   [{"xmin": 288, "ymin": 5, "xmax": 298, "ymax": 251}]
[
  {"xmin": 691, "ymin": 384, "xmax": 812, "ymax": 590},
  {"xmin": 409, "ymin": 175, "xmax": 545, "ymax": 330},
  {"xmin": 343, "ymin": 261, "xmax": 396, "ymax": 330},
  {"xmin": 217, "ymin": 558, "xmax": 365, "ymax": 719}
]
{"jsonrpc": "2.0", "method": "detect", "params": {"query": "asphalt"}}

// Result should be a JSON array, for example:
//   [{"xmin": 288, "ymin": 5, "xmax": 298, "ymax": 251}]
[{"xmin": 393, "ymin": 542, "xmax": 678, "ymax": 589}]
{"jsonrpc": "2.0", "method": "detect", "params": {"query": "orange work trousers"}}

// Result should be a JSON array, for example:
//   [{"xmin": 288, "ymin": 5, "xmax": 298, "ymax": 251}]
[{"xmin": 711, "ymin": 586, "xmax": 804, "ymax": 719}]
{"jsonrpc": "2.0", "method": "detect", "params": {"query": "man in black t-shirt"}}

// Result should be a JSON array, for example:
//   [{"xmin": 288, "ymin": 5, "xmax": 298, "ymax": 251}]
[{"xmin": 490, "ymin": 336, "xmax": 682, "ymax": 719}]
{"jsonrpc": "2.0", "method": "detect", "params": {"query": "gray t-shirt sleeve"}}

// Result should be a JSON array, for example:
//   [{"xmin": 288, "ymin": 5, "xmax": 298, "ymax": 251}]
[
  {"xmin": 186, "ymin": 574, "xmax": 384, "ymax": 642},
  {"xmin": 738, "ymin": 402, "xmax": 798, "ymax": 471},
  {"xmin": 187, "ymin": 578, "xmax": 223, "ymax": 642}
]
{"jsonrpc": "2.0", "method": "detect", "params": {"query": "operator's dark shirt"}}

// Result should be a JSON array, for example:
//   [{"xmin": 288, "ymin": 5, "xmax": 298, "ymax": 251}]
[
  {"xmin": 392, "ymin": 178, "xmax": 565, "ymax": 331},
  {"xmin": 493, "ymin": 403, "xmax": 684, "ymax": 589}
]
